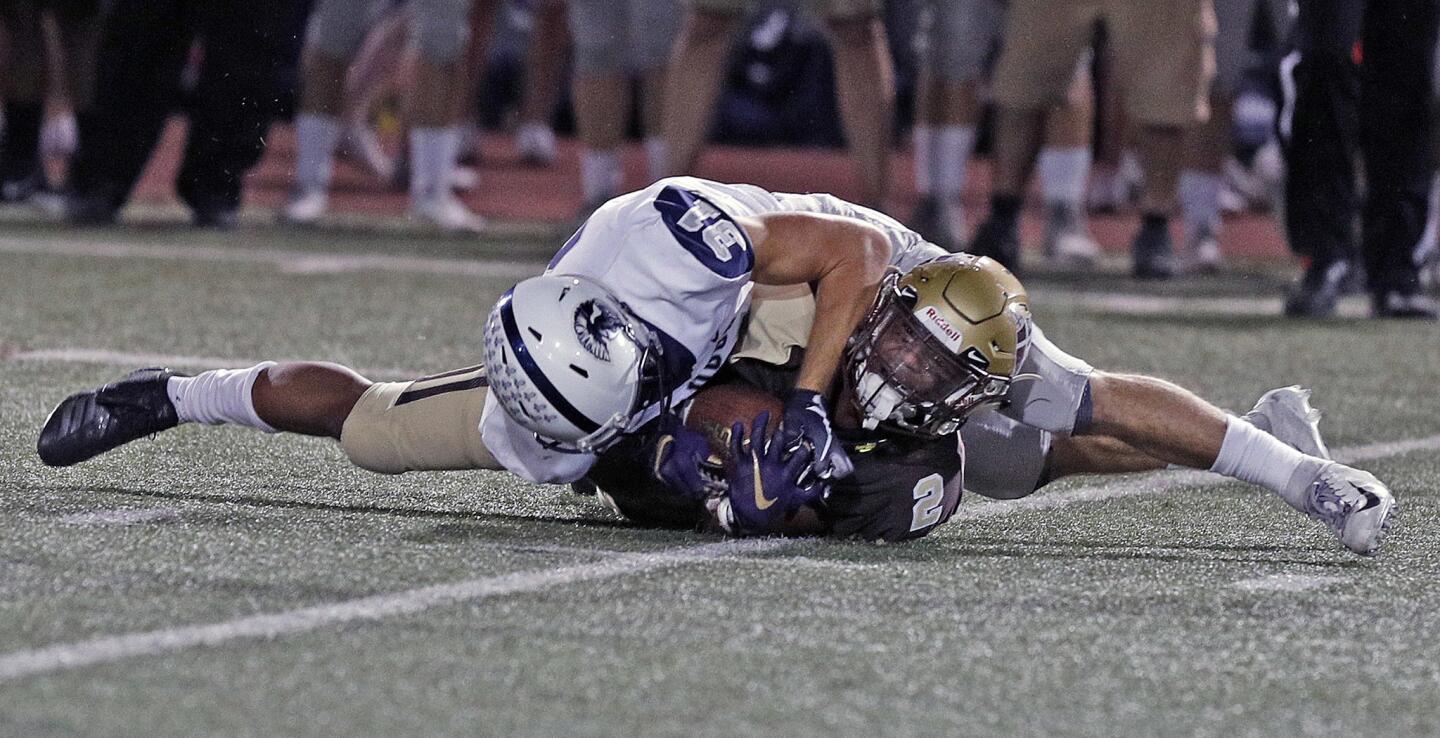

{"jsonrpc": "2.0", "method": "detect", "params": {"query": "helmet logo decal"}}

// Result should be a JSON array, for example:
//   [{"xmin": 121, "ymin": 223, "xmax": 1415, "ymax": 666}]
[
  {"xmin": 917, "ymin": 306, "xmax": 964, "ymax": 350},
  {"xmin": 573, "ymin": 299, "xmax": 626, "ymax": 362}
]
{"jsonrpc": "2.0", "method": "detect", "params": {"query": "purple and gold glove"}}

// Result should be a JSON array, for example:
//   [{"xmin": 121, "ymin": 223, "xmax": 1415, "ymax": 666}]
[
  {"xmin": 649, "ymin": 413, "xmax": 723, "ymax": 500},
  {"xmin": 723, "ymin": 411, "xmax": 824, "ymax": 535},
  {"xmin": 781, "ymin": 389, "xmax": 854, "ymax": 484}
]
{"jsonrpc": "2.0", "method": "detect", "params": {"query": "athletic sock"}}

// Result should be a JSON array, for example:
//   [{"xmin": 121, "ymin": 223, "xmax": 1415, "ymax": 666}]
[
  {"xmin": 644, "ymin": 136, "xmax": 667, "ymax": 183},
  {"xmin": 581, "ymin": 148, "xmax": 621, "ymax": 204},
  {"xmin": 1209, "ymin": 415, "xmax": 1320, "ymax": 507},
  {"xmin": 912, "ymin": 124, "xmax": 934, "ymax": 196},
  {"xmin": 1178, "ymin": 168, "xmax": 1222, "ymax": 241},
  {"xmin": 409, "ymin": 125, "xmax": 462, "ymax": 203},
  {"xmin": 933, "ymin": 124, "xmax": 976, "ymax": 203},
  {"xmin": 1037, "ymin": 145, "xmax": 1092, "ymax": 211},
  {"xmin": 167, "ymin": 363, "xmax": 279, "ymax": 433},
  {"xmin": 294, "ymin": 113, "xmax": 343, "ymax": 193}
]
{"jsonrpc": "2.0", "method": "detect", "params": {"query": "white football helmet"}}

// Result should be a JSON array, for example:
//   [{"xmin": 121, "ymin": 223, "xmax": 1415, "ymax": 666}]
[{"xmin": 483, "ymin": 274, "xmax": 666, "ymax": 454}]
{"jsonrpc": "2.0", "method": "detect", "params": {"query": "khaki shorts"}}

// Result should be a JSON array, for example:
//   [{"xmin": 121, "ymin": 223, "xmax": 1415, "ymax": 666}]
[
  {"xmin": 994, "ymin": 0, "xmax": 1217, "ymax": 126},
  {"xmin": 688, "ymin": 0, "xmax": 880, "ymax": 20},
  {"xmin": 340, "ymin": 365, "xmax": 500, "ymax": 474}
]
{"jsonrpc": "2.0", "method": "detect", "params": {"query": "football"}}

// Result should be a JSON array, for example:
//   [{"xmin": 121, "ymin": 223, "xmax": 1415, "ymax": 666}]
[{"xmin": 682, "ymin": 383, "xmax": 784, "ymax": 462}]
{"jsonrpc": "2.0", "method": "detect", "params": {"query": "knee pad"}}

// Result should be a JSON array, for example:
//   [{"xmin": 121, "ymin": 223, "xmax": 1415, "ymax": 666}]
[{"xmin": 959, "ymin": 411, "xmax": 1051, "ymax": 500}]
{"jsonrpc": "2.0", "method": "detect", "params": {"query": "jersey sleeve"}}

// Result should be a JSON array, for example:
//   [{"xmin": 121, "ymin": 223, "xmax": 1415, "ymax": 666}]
[{"xmin": 478, "ymin": 392, "xmax": 596, "ymax": 484}]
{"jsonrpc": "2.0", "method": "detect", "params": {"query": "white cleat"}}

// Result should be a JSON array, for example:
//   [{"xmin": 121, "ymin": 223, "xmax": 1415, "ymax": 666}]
[
  {"xmin": 1243, "ymin": 386, "xmax": 1331, "ymax": 460},
  {"xmin": 1286, "ymin": 461, "xmax": 1398, "ymax": 556},
  {"xmin": 280, "ymin": 188, "xmax": 328, "ymax": 225},
  {"xmin": 516, "ymin": 121, "xmax": 557, "ymax": 167},
  {"xmin": 410, "ymin": 195, "xmax": 486, "ymax": 234}
]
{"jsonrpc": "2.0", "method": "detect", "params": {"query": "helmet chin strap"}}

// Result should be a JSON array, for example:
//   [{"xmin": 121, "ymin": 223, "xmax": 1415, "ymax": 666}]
[{"xmin": 855, "ymin": 370, "xmax": 904, "ymax": 430}]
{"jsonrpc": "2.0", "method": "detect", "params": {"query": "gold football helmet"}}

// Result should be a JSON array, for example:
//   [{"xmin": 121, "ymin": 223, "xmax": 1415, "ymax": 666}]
[{"xmin": 846, "ymin": 253, "xmax": 1031, "ymax": 437}]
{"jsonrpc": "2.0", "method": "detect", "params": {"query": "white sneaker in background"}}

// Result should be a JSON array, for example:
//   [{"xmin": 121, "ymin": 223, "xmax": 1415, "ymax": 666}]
[
  {"xmin": 280, "ymin": 188, "xmax": 328, "ymax": 225},
  {"xmin": 516, "ymin": 122, "xmax": 557, "ymax": 166},
  {"xmin": 410, "ymin": 195, "xmax": 486, "ymax": 234}
]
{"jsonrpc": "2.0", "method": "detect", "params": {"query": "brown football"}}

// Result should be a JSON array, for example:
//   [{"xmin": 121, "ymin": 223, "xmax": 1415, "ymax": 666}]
[{"xmin": 682, "ymin": 383, "xmax": 784, "ymax": 462}]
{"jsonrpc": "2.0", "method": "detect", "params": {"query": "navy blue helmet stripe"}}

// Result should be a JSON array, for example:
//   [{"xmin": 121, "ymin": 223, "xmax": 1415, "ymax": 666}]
[{"xmin": 499, "ymin": 296, "xmax": 602, "ymax": 434}]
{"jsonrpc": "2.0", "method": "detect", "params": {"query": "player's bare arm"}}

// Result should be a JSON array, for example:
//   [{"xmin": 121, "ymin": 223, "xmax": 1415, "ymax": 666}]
[{"xmin": 739, "ymin": 211, "xmax": 892, "ymax": 395}]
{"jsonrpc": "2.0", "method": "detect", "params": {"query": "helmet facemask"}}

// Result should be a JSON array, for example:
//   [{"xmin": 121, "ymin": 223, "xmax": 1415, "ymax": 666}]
[{"xmin": 846, "ymin": 270, "xmax": 1019, "ymax": 438}]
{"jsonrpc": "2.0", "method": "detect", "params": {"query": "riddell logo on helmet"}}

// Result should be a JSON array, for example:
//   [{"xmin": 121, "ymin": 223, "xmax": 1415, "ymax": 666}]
[{"xmin": 917, "ymin": 306, "xmax": 963, "ymax": 349}]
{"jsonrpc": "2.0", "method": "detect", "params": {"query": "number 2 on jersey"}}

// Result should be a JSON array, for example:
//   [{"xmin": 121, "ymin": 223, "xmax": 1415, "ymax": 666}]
[{"xmin": 910, "ymin": 473, "xmax": 945, "ymax": 532}]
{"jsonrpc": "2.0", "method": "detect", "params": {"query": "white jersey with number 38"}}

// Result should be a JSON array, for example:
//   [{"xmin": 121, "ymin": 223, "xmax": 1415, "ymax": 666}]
[{"xmin": 479, "ymin": 177, "xmax": 789, "ymax": 483}]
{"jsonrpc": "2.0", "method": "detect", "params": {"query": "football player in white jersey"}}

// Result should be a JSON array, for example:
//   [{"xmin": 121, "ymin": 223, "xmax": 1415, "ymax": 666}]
[
  {"xmin": 39, "ymin": 177, "xmax": 891, "ymax": 492},
  {"xmin": 37, "ymin": 180, "xmax": 1398, "ymax": 555}
]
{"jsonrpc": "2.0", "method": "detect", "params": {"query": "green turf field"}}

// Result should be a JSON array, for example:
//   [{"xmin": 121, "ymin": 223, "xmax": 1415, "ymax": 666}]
[{"xmin": 2, "ymin": 220, "xmax": 1439, "ymax": 737}]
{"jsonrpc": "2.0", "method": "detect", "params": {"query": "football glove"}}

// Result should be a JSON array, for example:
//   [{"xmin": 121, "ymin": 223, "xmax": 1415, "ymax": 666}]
[
  {"xmin": 648, "ymin": 413, "xmax": 723, "ymax": 500},
  {"xmin": 780, "ymin": 389, "xmax": 854, "ymax": 484},
  {"xmin": 723, "ymin": 411, "xmax": 824, "ymax": 535}
]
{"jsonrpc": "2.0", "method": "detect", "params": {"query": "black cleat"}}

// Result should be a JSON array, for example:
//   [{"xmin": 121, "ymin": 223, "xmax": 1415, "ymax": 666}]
[
  {"xmin": 37, "ymin": 368, "xmax": 183, "ymax": 467},
  {"xmin": 1284, "ymin": 259, "xmax": 1352, "ymax": 318},
  {"xmin": 1372, "ymin": 290, "xmax": 1439, "ymax": 319},
  {"xmin": 967, "ymin": 216, "xmax": 1022, "ymax": 274},
  {"xmin": 1130, "ymin": 217, "xmax": 1176, "ymax": 280}
]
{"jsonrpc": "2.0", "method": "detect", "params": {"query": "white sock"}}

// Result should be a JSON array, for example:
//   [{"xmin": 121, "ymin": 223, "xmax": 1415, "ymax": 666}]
[
  {"xmin": 581, "ymin": 148, "xmax": 621, "ymax": 204},
  {"xmin": 1038, "ymin": 146, "xmax": 1092, "ymax": 209},
  {"xmin": 933, "ymin": 125, "xmax": 976, "ymax": 201},
  {"xmin": 167, "ymin": 363, "xmax": 278, "ymax": 433},
  {"xmin": 644, "ymin": 136, "xmax": 667, "ymax": 183},
  {"xmin": 913, "ymin": 124, "xmax": 934, "ymax": 196},
  {"xmin": 294, "ymin": 113, "xmax": 343, "ymax": 193},
  {"xmin": 1209, "ymin": 415, "xmax": 1321, "ymax": 507},
  {"xmin": 1179, "ymin": 169, "xmax": 1223, "ymax": 240},
  {"xmin": 409, "ymin": 125, "xmax": 461, "ymax": 202}
]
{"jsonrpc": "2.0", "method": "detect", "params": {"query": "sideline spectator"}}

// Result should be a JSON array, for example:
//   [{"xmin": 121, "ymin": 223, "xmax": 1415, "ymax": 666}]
[
  {"xmin": 970, "ymin": 0, "xmax": 1217, "ymax": 278},
  {"xmin": 282, "ymin": 0, "xmax": 491, "ymax": 232},
  {"xmin": 663, "ymin": 0, "xmax": 894, "ymax": 209},
  {"xmin": 909, "ymin": 0, "xmax": 1099, "ymax": 264},
  {"xmin": 1176, "ymin": 0, "xmax": 1289, "ymax": 273},
  {"xmin": 513, "ymin": 0, "xmax": 568, "ymax": 167},
  {"xmin": 62, "ymin": 0, "xmax": 305, "ymax": 227},
  {"xmin": 1282, "ymin": 0, "xmax": 1439, "ymax": 318},
  {"xmin": 567, "ymin": 0, "xmax": 680, "ymax": 217}
]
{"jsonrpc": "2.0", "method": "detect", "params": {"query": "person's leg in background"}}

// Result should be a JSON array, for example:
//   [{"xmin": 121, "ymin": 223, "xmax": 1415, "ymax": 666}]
[
  {"xmin": 37, "ymin": 0, "xmax": 104, "ymax": 194},
  {"xmin": 63, "ymin": 0, "xmax": 194, "ymax": 223},
  {"xmin": 821, "ymin": 1, "xmax": 893, "ymax": 210},
  {"xmin": 514, "ymin": 0, "xmax": 568, "ymax": 167},
  {"xmin": 1281, "ymin": 0, "xmax": 1363, "ymax": 315},
  {"xmin": 968, "ymin": 0, "xmax": 1094, "ymax": 273},
  {"xmin": 1037, "ymin": 55, "xmax": 1101, "ymax": 266},
  {"xmin": 404, "ymin": 0, "xmax": 490, "ymax": 232},
  {"xmin": 1112, "ymin": 0, "xmax": 1216, "ymax": 280},
  {"xmin": 282, "ymin": 0, "xmax": 376, "ymax": 225},
  {"xmin": 0, "ymin": 0, "xmax": 47, "ymax": 201},
  {"xmin": 909, "ymin": 0, "xmax": 995, "ymax": 251},
  {"xmin": 177, "ymin": 0, "xmax": 305, "ymax": 228},
  {"xmin": 337, "ymin": 3, "xmax": 412, "ymax": 182},
  {"xmin": 567, "ymin": 0, "xmax": 636, "ymax": 216},
  {"xmin": 1359, "ymin": 0, "xmax": 1439, "ymax": 317},
  {"xmin": 661, "ymin": 2, "xmax": 744, "ymax": 178},
  {"xmin": 634, "ymin": 0, "xmax": 681, "ymax": 184}
]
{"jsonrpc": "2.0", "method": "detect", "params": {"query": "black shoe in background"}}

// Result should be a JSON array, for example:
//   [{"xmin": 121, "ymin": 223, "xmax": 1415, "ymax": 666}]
[
  {"xmin": 63, "ymin": 191, "xmax": 119, "ymax": 225},
  {"xmin": 1284, "ymin": 259, "xmax": 1352, "ymax": 317},
  {"xmin": 967, "ymin": 216, "xmax": 1021, "ymax": 274},
  {"xmin": 1130, "ymin": 214, "xmax": 1176, "ymax": 280},
  {"xmin": 1372, "ymin": 290, "xmax": 1438, "ymax": 319}
]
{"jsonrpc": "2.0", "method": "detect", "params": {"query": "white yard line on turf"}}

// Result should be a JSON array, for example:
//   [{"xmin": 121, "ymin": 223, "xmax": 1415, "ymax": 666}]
[
  {"xmin": 1048, "ymin": 291, "xmax": 1373, "ymax": 319},
  {"xmin": 59, "ymin": 508, "xmax": 181, "ymax": 526},
  {"xmin": 0, "ymin": 538, "xmax": 793, "ymax": 684},
  {"xmin": 0, "ymin": 236, "xmax": 545, "ymax": 280},
  {"xmin": 1229, "ymin": 574, "xmax": 1351, "ymax": 593}
]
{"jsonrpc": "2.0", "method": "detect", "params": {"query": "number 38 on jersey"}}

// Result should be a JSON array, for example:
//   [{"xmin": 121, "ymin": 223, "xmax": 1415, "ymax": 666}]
[{"xmin": 654, "ymin": 185, "xmax": 753, "ymax": 278}]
